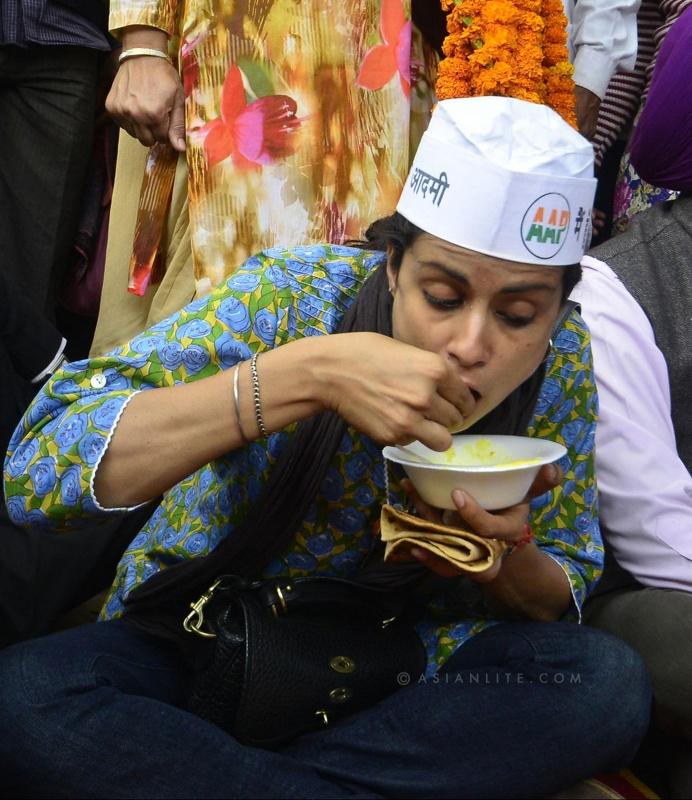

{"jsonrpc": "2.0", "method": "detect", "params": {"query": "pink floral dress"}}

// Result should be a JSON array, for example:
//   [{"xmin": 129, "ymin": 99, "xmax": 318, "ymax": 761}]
[{"xmin": 109, "ymin": 0, "xmax": 438, "ymax": 296}]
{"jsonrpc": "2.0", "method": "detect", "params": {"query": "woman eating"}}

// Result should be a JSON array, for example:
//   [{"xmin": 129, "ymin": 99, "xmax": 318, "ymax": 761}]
[{"xmin": 1, "ymin": 97, "xmax": 650, "ymax": 798}]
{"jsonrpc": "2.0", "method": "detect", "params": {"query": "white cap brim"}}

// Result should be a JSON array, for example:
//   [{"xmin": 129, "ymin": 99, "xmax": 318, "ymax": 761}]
[{"xmin": 397, "ymin": 98, "xmax": 597, "ymax": 266}]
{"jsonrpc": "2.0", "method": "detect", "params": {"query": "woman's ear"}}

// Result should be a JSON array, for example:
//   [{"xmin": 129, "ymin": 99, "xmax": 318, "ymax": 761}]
[{"xmin": 385, "ymin": 244, "xmax": 398, "ymax": 294}]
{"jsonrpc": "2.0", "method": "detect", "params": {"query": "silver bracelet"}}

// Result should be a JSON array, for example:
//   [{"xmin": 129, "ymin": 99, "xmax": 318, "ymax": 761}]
[
  {"xmin": 233, "ymin": 364, "xmax": 249, "ymax": 443},
  {"xmin": 118, "ymin": 48, "xmax": 172, "ymax": 65},
  {"xmin": 250, "ymin": 353, "xmax": 268, "ymax": 438}
]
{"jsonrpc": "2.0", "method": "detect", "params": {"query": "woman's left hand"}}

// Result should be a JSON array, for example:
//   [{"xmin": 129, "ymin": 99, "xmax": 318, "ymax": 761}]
[{"xmin": 401, "ymin": 463, "xmax": 562, "ymax": 581}]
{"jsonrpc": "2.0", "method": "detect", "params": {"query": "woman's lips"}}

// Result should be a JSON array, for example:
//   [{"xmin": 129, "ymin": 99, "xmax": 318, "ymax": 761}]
[{"xmin": 469, "ymin": 388, "xmax": 481, "ymax": 401}]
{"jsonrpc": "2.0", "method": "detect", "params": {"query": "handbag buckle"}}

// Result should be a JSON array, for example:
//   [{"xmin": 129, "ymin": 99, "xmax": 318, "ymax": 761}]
[
  {"xmin": 183, "ymin": 577, "xmax": 224, "ymax": 638},
  {"xmin": 269, "ymin": 584, "xmax": 292, "ymax": 617}
]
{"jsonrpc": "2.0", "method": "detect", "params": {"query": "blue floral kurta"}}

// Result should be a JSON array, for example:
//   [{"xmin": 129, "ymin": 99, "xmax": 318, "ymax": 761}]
[{"xmin": 4, "ymin": 245, "xmax": 602, "ymax": 675}]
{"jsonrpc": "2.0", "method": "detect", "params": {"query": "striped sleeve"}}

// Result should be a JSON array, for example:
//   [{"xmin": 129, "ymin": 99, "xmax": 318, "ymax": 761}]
[{"xmin": 109, "ymin": 0, "xmax": 179, "ymax": 37}]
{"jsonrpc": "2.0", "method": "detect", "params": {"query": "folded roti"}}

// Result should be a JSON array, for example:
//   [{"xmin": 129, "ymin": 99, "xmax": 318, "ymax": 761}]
[{"xmin": 380, "ymin": 504, "xmax": 506, "ymax": 572}]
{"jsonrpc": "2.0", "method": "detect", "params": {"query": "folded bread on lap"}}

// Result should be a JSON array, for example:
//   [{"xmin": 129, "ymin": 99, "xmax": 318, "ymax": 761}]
[{"xmin": 380, "ymin": 504, "xmax": 506, "ymax": 572}]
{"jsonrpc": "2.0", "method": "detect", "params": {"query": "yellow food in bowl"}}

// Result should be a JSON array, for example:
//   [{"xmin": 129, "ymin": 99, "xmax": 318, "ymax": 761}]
[{"xmin": 432, "ymin": 438, "xmax": 543, "ymax": 469}]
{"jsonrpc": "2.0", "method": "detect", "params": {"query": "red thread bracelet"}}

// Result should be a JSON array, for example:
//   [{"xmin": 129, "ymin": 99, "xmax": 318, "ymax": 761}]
[
  {"xmin": 502, "ymin": 523, "xmax": 534, "ymax": 560},
  {"xmin": 516, "ymin": 522, "xmax": 534, "ymax": 548}
]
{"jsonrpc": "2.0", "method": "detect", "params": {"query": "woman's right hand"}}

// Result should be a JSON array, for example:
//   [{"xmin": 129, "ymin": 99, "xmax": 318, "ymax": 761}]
[
  {"xmin": 94, "ymin": 332, "xmax": 475, "ymax": 508},
  {"xmin": 315, "ymin": 332, "xmax": 475, "ymax": 451},
  {"xmin": 106, "ymin": 27, "xmax": 186, "ymax": 152}
]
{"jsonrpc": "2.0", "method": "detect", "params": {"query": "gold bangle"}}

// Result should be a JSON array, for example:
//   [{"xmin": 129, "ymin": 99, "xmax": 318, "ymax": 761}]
[{"xmin": 118, "ymin": 48, "xmax": 172, "ymax": 65}]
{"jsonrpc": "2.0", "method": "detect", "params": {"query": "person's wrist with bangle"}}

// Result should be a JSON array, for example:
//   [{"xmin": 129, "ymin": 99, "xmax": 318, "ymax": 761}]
[
  {"xmin": 108, "ymin": 23, "xmax": 186, "ymax": 152},
  {"xmin": 120, "ymin": 25, "xmax": 170, "ymax": 62}
]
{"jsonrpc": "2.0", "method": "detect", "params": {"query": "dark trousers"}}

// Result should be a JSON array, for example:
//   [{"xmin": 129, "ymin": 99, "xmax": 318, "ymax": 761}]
[
  {"xmin": 0, "ymin": 338, "xmax": 155, "ymax": 647},
  {"xmin": 0, "ymin": 494, "xmax": 155, "ymax": 648},
  {"xmin": 0, "ymin": 620, "xmax": 650, "ymax": 798},
  {"xmin": 0, "ymin": 270, "xmax": 156, "ymax": 647},
  {"xmin": 0, "ymin": 45, "xmax": 99, "ymax": 313}
]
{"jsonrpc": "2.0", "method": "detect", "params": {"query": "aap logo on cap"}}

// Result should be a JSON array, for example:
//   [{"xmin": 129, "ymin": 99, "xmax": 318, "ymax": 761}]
[{"xmin": 521, "ymin": 193, "xmax": 571, "ymax": 260}]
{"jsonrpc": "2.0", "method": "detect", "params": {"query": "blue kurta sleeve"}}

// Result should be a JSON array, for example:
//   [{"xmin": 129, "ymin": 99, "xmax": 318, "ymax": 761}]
[
  {"xmin": 4, "ymin": 246, "xmax": 375, "ymax": 532},
  {"xmin": 527, "ymin": 310, "xmax": 602, "ymax": 620}
]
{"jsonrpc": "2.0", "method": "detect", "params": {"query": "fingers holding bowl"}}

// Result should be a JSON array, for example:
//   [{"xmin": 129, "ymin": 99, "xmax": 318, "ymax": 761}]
[
  {"xmin": 449, "ymin": 487, "xmax": 530, "ymax": 544},
  {"xmin": 525, "ymin": 462, "xmax": 562, "ymax": 500}
]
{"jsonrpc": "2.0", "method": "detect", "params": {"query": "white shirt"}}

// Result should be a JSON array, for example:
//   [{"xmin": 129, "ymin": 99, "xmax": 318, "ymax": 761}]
[
  {"xmin": 564, "ymin": 0, "xmax": 641, "ymax": 98},
  {"xmin": 571, "ymin": 256, "xmax": 692, "ymax": 591}
]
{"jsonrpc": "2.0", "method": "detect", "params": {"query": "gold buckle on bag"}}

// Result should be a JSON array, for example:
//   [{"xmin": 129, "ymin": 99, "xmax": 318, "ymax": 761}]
[
  {"xmin": 270, "ymin": 584, "xmax": 291, "ymax": 618},
  {"xmin": 183, "ymin": 578, "xmax": 224, "ymax": 638}
]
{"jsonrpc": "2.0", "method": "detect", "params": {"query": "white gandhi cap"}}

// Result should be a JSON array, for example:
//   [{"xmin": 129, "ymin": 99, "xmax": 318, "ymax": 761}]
[{"xmin": 397, "ymin": 96, "xmax": 597, "ymax": 266}]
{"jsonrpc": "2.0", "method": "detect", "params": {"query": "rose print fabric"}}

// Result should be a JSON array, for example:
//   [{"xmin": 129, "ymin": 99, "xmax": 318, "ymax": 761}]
[
  {"xmin": 109, "ymin": 0, "xmax": 438, "ymax": 296},
  {"xmin": 4, "ymin": 246, "xmax": 602, "ymax": 674},
  {"xmin": 612, "ymin": 149, "xmax": 679, "ymax": 233}
]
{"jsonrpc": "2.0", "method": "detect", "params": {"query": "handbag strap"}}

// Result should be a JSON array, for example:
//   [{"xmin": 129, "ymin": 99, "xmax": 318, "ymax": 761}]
[
  {"xmin": 254, "ymin": 575, "xmax": 407, "ymax": 615},
  {"xmin": 184, "ymin": 574, "xmax": 410, "ymax": 639}
]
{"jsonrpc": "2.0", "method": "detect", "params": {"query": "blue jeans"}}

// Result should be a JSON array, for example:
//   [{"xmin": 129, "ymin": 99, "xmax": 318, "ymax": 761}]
[{"xmin": 0, "ymin": 619, "xmax": 650, "ymax": 799}]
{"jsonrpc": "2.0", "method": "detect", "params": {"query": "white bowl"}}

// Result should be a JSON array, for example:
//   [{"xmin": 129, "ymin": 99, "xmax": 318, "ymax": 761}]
[{"xmin": 382, "ymin": 435, "xmax": 566, "ymax": 511}]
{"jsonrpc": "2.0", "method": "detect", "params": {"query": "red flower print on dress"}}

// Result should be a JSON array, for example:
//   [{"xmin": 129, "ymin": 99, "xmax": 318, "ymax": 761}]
[
  {"xmin": 200, "ymin": 65, "xmax": 300, "ymax": 169},
  {"xmin": 356, "ymin": 0, "xmax": 412, "ymax": 98},
  {"xmin": 182, "ymin": 37, "xmax": 201, "ymax": 97}
]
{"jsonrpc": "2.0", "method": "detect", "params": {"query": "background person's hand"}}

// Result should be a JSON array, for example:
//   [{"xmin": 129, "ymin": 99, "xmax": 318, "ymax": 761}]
[
  {"xmin": 105, "ymin": 26, "xmax": 185, "ymax": 152},
  {"xmin": 591, "ymin": 208, "xmax": 607, "ymax": 237},
  {"xmin": 319, "ymin": 332, "xmax": 476, "ymax": 453},
  {"xmin": 106, "ymin": 57, "xmax": 186, "ymax": 151},
  {"xmin": 575, "ymin": 86, "xmax": 601, "ymax": 141},
  {"xmin": 400, "ymin": 462, "xmax": 563, "ymax": 581}
]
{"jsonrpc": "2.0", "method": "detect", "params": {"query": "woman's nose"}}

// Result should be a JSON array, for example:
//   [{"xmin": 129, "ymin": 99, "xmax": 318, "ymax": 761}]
[{"xmin": 447, "ymin": 312, "xmax": 490, "ymax": 368}]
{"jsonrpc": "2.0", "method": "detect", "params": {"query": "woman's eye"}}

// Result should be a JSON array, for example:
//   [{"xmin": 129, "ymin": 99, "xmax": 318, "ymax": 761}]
[
  {"xmin": 423, "ymin": 290, "xmax": 460, "ymax": 310},
  {"xmin": 498, "ymin": 312, "xmax": 535, "ymax": 328}
]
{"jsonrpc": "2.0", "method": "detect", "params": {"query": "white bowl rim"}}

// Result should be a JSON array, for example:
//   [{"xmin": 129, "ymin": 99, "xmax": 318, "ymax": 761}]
[{"xmin": 382, "ymin": 435, "xmax": 567, "ymax": 474}]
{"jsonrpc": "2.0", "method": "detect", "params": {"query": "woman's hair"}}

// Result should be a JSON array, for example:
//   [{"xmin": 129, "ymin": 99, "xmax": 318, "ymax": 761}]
[
  {"xmin": 359, "ymin": 211, "xmax": 582, "ymax": 302},
  {"xmin": 126, "ymin": 214, "xmax": 581, "ymax": 630}
]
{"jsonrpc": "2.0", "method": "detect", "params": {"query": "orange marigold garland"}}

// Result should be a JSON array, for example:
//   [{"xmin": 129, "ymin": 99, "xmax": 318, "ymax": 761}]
[
  {"xmin": 436, "ymin": 0, "xmax": 577, "ymax": 128},
  {"xmin": 541, "ymin": 0, "xmax": 578, "ymax": 126}
]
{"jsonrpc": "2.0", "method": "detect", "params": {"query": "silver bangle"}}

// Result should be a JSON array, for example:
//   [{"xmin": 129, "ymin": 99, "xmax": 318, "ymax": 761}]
[
  {"xmin": 118, "ymin": 48, "xmax": 172, "ymax": 65},
  {"xmin": 233, "ymin": 364, "xmax": 249, "ymax": 443},
  {"xmin": 250, "ymin": 353, "xmax": 268, "ymax": 438}
]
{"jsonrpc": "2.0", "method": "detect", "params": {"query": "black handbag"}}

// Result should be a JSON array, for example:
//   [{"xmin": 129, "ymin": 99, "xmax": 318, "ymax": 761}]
[{"xmin": 183, "ymin": 574, "xmax": 426, "ymax": 748}]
